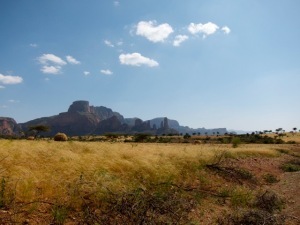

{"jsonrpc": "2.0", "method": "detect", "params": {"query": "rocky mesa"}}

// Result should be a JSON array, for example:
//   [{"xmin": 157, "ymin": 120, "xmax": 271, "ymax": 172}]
[{"xmin": 2, "ymin": 100, "xmax": 227, "ymax": 136}]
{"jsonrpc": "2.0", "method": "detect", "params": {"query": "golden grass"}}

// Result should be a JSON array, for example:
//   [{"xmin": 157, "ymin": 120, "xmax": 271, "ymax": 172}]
[
  {"xmin": 0, "ymin": 140, "xmax": 280, "ymax": 200},
  {"xmin": 0, "ymin": 139, "xmax": 287, "ymax": 223},
  {"xmin": 267, "ymin": 132, "xmax": 300, "ymax": 143}
]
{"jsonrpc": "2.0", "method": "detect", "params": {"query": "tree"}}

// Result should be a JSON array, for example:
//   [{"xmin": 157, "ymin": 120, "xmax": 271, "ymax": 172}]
[
  {"xmin": 293, "ymin": 127, "xmax": 297, "ymax": 132},
  {"xmin": 183, "ymin": 133, "xmax": 191, "ymax": 139},
  {"xmin": 29, "ymin": 125, "xmax": 50, "ymax": 138}
]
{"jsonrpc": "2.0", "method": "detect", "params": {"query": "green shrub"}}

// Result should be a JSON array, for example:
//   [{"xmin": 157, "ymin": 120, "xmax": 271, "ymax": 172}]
[
  {"xmin": 281, "ymin": 163, "xmax": 300, "ymax": 172},
  {"xmin": 281, "ymin": 159, "xmax": 300, "ymax": 172},
  {"xmin": 263, "ymin": 173, "xmax": 279, "ymax": 183},
  {"xmin": 230, "ymin": 187, "xmax": 253, "ymax": 207},
  {"xmin": 52, "ymin": 204, "xmax": 68, "ymax": 225},
  {"xmin": 134, "ymin": 133, "xmax": 151, "ymax": 142},
  {"xmin": 231, "ymin": 137, "xmax": 241, "ymax": 148},
  {"xmin": 183, "ymin": 133, "xmax": 191, "ymax": 139}
]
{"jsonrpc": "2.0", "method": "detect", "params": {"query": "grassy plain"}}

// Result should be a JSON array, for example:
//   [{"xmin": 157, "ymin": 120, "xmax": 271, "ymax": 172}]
[{"xmin": 0, "ymin": 139, "xmax": 299, "ymax": 224}]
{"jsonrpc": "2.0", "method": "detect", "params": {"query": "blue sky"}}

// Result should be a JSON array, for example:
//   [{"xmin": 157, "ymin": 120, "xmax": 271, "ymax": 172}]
[{"xmin": 0, "ymin": 0, "xmax": 299, "ymax": 132}]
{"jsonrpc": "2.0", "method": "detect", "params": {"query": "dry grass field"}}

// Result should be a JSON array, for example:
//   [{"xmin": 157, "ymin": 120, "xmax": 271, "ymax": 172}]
[{"xmin": 0, "ymin": 139, "xmax": 299, "ymax": 224}]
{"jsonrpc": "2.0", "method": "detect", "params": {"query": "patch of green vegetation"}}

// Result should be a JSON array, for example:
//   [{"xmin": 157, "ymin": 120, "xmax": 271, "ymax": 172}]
[
  {"xmin": 219, "ymin": 190, "xmax": 285, "ymax": 225},
  {"xmin": 230, "ymin": 187, "xmax": 253, "ymax": 208},
  {"xmin": 281, "ymin": 162, "xmax": 300, "ymax": 172},
  {"xmin": 52, "ymin": 204, "xmax": 68, "ymax": 225},
  {"xmin": 281, "ymin": 159, "xmax": 300, "ymax": 172},
  {"xmin": 276, "ymin": 149, "xmax": 290, "ymax": 154},
  {"xmin": 263, "ymin": 173, "xmax": 279, "ymax": 183},
  {"xmin": 231, "ymin": 137, "xmax": 241, "ymax": 148}
]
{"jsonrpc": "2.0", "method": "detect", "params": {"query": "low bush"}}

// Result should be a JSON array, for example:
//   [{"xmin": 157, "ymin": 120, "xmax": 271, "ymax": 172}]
[
  {"xmin": 255, "ymin": 190, "xmax": 284, "ymax": 213},
  {"xmin": 218, "ymin": 209, "xmax": 285, "ymax": 225},
  {"xmin": 83, "ymin": 183, "xmax": 197, "ymax": 225},
  {"xmin": 54, "ymin": 133, "xmax": 68, "ymax": 141},
  {"xmin": 263, "ymin": 173, "xmax": 279, "ymax": 183},
  {"xmin": 231, "ymin": 137, "xmax": 241, "ymax": 148},
  {"xmin": 281, "ymin": 159, "xmax": 300, "ymax": 172}
]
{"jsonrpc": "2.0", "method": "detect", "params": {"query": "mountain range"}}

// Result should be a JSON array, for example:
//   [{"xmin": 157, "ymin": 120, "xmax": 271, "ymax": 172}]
[{"xmin": 0, "ymin": 100, "xmax": 227, "ymax": 136}]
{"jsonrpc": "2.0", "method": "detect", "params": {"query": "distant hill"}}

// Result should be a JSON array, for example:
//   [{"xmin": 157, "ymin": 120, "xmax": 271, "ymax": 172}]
[{"xmin": 2, "ymin": 100, "xmax": 228, "ymax": 136}]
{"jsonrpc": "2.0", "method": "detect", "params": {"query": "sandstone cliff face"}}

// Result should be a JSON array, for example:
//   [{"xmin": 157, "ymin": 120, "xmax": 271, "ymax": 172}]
[
  {"xmin": 51, "ymin": 112, "xmax": 99, "ymax": 136},
  {"xmin": 0, "ymin": 117, "xmax": 19, "ymax": 136},
  {"xmin": 93, "ymin": 116, "xmax": 129, "ymax": 134},
  {"xmin": 68, "ymin": 100, "xmax": 91, "ymax": 113}
]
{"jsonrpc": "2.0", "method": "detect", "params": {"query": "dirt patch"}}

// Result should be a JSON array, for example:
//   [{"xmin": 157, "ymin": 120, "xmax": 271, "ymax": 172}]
[
  {"xmin": 272, "ymin": 172, "xmax": 300, "ymax": 224},
  {"xmin": 207, "ymin": 146, "xmax": 300, "ymax": 224}
]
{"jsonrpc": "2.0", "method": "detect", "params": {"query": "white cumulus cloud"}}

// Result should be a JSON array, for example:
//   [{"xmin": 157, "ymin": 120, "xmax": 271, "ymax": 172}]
[
  {"xmin": 41, "ymin": 66, "xmax": 62, "ymax": 74},
  {"xmin": 104, "ymin": 40, "xmax": 115, "ymax": 47},
  {"xmin": 222, "ymin": 26, "xmax": 231, "ymax": 34},
  {"xmin": 173, "ymin": 35, "xmax": 189, "ymax": 47},
  {"xmin": 188, "ymin": 22, "xmax": 219, "ymax": 37},
  {"xmin": 83, "ymin": 71, "xmax": 90, "ymax": 76},
  {"xmin": 119, "ymin": 53, "xmax": 159, "ymax": 67},
  {"xmin": 30, "ymin": 43, "xmax": 38, "ymax": 48},
  {"xmin": 100, "ymin": 69, "xmax": 113, "ymax": 75},
  {"xmin": 38, "ymin": 54, "xmax": 67, "ymax": 66},
  {"xmin": 37, "ymin": 53, "xmax": 79, "ymax": 74},
  {"xmin": 0, "ymin": 73, "xmax": 23, "ymax": 85},
  {"xmin": 66, "ymin": 55, "xmax": 80, "ymax": 64},
  {"xmin": 136, "ymin": 21, "xmax": 174, "ymax": 43}
]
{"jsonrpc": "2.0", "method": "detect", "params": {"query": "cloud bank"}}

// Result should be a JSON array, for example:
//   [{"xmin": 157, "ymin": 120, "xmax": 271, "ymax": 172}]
[
  {"xmin": 133, "ymin": 20, "xmax": 230, "ymax": 46},
  {"xmin": 119, "ymin": 53, "xmax": 159, "ymax": 67}
]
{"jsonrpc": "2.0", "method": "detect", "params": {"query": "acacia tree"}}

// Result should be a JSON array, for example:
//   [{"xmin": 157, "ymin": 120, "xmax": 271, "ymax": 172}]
[{"xmin": 28, "ymin": 125, "xmax": 50, "ymax": 138}]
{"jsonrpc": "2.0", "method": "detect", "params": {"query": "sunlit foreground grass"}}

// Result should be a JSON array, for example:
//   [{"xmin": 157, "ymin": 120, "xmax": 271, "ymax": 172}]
[{"xmin": 0, "ymin": 140, "xmax": 284, "ymax": 224}]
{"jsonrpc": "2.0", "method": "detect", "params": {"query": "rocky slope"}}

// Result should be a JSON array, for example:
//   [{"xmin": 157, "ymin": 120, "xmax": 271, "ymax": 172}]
[{"xmin": 0, "ymin": 117, "xmax": 20, "ymax": 136}]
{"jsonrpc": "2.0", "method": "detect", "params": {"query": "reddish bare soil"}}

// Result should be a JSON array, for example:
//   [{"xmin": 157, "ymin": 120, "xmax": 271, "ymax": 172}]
[{"xmin": 223, "ymin": 145, "xmax": 300, "ymax": 225}]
